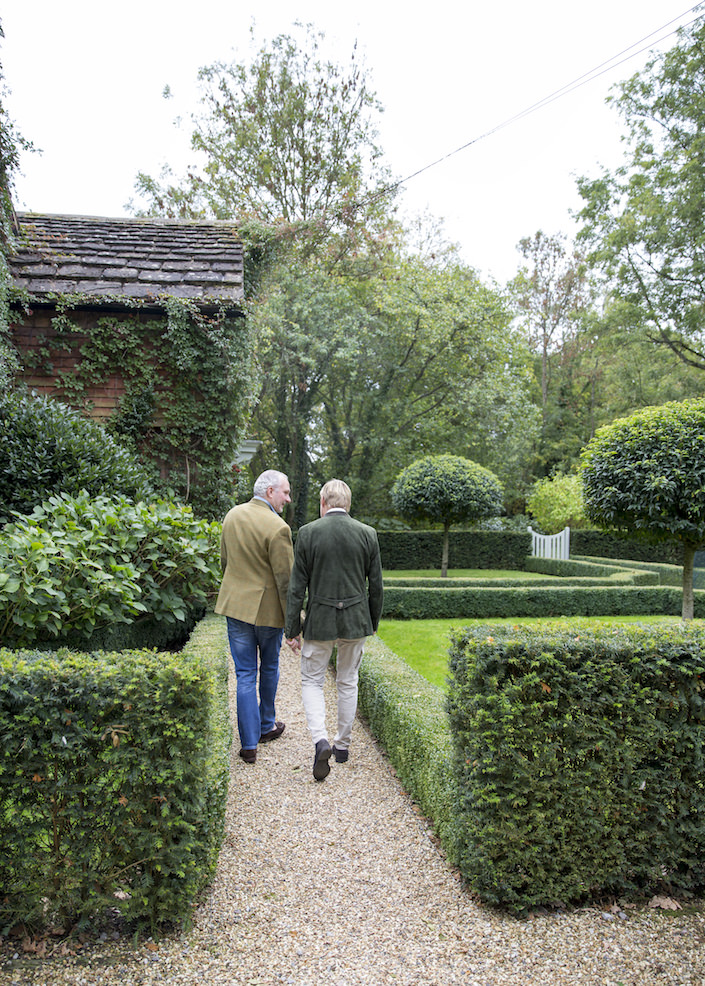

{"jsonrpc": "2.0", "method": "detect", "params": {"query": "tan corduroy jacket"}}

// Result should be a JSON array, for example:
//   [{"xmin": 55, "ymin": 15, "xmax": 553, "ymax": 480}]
[{"xmin": 215, "ymin": 498, "xmax": 294, "ymax": 627}]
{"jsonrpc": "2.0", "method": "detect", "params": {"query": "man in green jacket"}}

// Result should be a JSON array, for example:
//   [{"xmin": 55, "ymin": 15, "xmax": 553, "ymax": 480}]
[{"xmin": 285, "ymin": 479, "xmax": 384, "ymax": 781}]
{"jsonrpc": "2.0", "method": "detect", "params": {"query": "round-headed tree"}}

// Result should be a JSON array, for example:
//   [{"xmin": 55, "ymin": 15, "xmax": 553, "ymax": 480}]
[
  {"xmin": 581, "ymin": 398, "xmax": 705, "ymax": 620},
  {"xmin": 391, "ymin": 454, "xmax": 504, "ymax": 577}
]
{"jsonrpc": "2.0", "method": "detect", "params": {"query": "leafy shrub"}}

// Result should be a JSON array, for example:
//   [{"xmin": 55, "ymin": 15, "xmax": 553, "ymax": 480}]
[
  {"xmin": 0, "ymin": 391, "xmax": 154, "ymax": 523},
  {"xmin": 0, "ymin": 491, "xmax": 220, "ymax": 647},
  {"xmin": 0, "ymin": 614, "xmax": 231, "ymax": 931},
  {"xmin": 447, "ymin": 623, "xmax": 705, "ymax": 912},
  {"xmin": 527, "ymin": 472, "xmax": 591, "ymax": 534}
]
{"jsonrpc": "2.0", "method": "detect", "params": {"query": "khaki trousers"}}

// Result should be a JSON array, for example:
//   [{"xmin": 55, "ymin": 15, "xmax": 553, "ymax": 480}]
[{"xmin": 301, "ymin": 637, "xmax": 366, "ymax": 749}]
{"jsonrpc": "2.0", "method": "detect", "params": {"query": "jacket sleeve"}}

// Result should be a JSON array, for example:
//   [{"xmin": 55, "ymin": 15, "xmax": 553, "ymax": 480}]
[
  {"xmin": 367, "ymin": 530, "xmax": 384, "ymax": 631},
  {"xmin": 269, "ymin": 524, "xmax": 295, "ymax": 620},
  {"xmin": 284, "ymin": 533, "xmax": 310, "ymax": 638}
]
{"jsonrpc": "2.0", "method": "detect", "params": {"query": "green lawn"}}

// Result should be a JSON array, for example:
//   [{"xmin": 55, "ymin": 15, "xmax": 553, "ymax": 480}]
[{"xmin": 376, "ymin": 614, "xmax": 686, "ymax": 690}]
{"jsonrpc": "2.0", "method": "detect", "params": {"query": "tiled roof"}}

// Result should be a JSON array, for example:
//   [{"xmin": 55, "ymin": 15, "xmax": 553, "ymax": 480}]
[{"xmin": 8, "ymin": 212, "xmax": 244, "ymax": 309}]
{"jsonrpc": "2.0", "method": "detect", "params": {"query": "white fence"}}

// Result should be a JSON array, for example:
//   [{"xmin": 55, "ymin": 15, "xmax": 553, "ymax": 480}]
[{"xmin": 528, "ymin": 525, "xmax": 570, "ymax": 560}]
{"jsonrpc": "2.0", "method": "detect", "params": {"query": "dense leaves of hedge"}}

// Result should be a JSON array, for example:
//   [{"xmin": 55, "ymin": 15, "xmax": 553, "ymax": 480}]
[
  {"xmin": 0, "ymin": 615, "xmax": 231, "ymax": 932},
  {"xmin": 377, "ymin": 531, "xmax": 531, "ymax": 570},
  {"xmin": 571, "ymin": 530, "xmax": 681, "ymax": 564},
  {"xmin": 391, "ymin": 455, "xmax": 503, "ymax": 527},
  {"xmin": 0, "ymin": 391, "xmax": 154, "ymax": 523},
  {"xmin": 447, "ymin": 623, "xmax": 705, "ymax": 912},
  {"xmin": 357, "ymin": 636, "xmax": 458, "ymax": 861},
  {"xmin": 381, "ymin": 584, "xmax": 705, "ymax": 619},
  {"xmin": 0, "ymin": 491, "xmax": 220, "ymax": 646},
  {"xmin": 581, "ymin": 399, "xmax": 705, "ymax": 545}
]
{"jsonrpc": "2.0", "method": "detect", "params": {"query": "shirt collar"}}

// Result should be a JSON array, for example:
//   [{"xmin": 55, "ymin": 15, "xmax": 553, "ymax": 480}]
[{"xmin": 253, "ymin": 495, "xmax": 278, "ymax": 513}]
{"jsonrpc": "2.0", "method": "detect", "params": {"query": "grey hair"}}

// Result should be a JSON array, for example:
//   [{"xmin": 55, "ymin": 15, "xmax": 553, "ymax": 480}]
[
  {"xmin": 253, "ymin": 470, "xmax": 288, "ymax": 498},
  {"xmin": 320, "ymin": 479, "xmax": 351, "ymax": 511}
]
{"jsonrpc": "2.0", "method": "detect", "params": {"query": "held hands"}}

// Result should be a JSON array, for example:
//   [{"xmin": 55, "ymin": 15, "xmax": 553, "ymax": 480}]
[{"xmin": 286, "ymin": 635, "xmax": 301, "ymax": 653}]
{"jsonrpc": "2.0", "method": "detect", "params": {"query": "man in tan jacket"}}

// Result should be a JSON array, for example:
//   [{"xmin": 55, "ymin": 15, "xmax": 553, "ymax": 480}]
[{"xmin": 215, "ymin": 470, "xmax": 294, "ymax": 764}]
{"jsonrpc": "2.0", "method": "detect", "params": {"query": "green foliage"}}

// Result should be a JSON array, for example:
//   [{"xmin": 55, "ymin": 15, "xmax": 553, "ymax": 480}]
[
  {"xmin": 391, "ymin": 455, "xmax": 504, "ymax": 576},
  {"xmin": 571, "ymin": 528, "xmax": 681, "ymax": 564},
  {"xmin": 378, "ymin": 530, "xmax": 531, "ymax": 571},
  {"xmin": 392, "ymin": 455, "xmax": 504, "ymax": 528},
  {"xmin": 581, "ymin": 398, "xmax": 705, "ymax": 618},
  {"xmin": 357, "ymin": 636, "xmax": 459, "ymax": 862},
  {"xmin": 0, "ymin": 491, "xmax": 220, "ymax": 647},
  {"xmin": 133, "ymin": 23, "xmax": 395, "ymax": 261},
  {"xmin": 577, "ymin": 13, "xmax": 705, "ymax": 369},
  {"xmin": 0, "ymin": 390, "xmax": 153, "ymax": 524},
  {"xmin": 527, "ymin": 472, "xmax": 591, "ymax": 534},
  {"xmin": 581, "ymin": 399, "xmax": 705, "ymax": 544},
  {"xmin": 447, "ymin": 623, "xmax": 705, "ymax": 912},
  {"xmin": 382, "ymin": 584, "xmax": 701, "ymax": 620},
  {"xmin": 0, "ymin": 614, "xmax": 231, "ymax": 932},
  {"xmin": 17, "ymin": 300, "xmax": 255, "ymax": 519}
]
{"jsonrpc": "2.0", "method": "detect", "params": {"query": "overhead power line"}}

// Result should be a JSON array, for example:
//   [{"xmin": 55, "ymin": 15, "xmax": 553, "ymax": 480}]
[{"xmin": 376, "ymin": 4, "xmax": 703, "ymax": 201}]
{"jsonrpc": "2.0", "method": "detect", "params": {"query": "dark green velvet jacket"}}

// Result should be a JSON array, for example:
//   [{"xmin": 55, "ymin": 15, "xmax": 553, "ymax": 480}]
[{"xmin": 285, "ymin": 510, "xmax": 384, "ymax": 641}]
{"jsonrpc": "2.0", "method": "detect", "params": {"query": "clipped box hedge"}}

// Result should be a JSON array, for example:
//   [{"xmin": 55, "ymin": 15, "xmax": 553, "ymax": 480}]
[
  {"xmin": 0, "ymin": 613, "xmax": 231, "ymax": 932},
  {"xmin": 357, "ymin": 637, "xmax": 458, "ymax": 863},
  {"xmin": 381, "ymin": 584, "xmax": 705, "ymax": 619},
  {"xmin": 377, "ymin": 531, "xmax": 531, "ymax": 571},
  {"xmin": 447, "ymin": 623, "xmax": 705, "ymax": 913}
]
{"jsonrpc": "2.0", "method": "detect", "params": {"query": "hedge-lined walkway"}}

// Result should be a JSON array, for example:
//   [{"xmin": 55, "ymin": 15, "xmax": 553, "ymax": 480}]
[{"xmin": 4, "ymin": 636, "xmax": 705, "ymax": 985}]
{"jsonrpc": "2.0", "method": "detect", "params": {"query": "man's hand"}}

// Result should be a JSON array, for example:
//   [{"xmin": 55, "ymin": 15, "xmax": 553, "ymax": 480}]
[{"xmin": 286, "ymin": 635, "xmax": 301, "ymax": 653}]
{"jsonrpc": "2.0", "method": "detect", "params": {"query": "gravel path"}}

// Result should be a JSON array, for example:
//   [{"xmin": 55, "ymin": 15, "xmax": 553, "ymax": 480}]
[{"xmin": 3, "ymin": 638, "xmax": 705, "ymax": 985}]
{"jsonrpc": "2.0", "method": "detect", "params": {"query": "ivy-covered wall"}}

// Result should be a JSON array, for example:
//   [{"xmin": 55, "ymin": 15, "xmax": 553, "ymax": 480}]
[{"xmin": 10, "ymin": 292, "xmax": 255, "ymax": 519}]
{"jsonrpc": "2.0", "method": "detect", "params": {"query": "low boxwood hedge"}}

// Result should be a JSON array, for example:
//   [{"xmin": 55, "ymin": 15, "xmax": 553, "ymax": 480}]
[
  {"xmin": 357, "ymin": 637, "xmax": 458, "ymax": 863},
  {"xmin": 0, "ymin": 613, "xmax": 231, "ymax": 933},
  {"xmin": 381, "ymin": 584, "xmax": 705, "ymax": 619}
]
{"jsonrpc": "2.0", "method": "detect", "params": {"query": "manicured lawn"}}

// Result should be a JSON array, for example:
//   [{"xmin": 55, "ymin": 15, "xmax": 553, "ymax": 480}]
[{"xmin": 376, "ymin": 614, "xmax": 687, "ymax": 690}]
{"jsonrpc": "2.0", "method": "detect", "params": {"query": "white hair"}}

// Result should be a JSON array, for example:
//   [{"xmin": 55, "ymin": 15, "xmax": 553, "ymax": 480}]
[{"xmin": 253, "ymin": 470, "xmax": 288, "ymax": 498}]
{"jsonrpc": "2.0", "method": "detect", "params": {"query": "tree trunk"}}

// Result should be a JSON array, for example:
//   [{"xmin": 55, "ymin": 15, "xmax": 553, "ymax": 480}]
[
  {"xmin": 441, "ymin": 522, "xmax": 450, "ymax": 578},
  {"xmin": 682, "ymin": 542, "xmax": 695, "ymax": 621}
]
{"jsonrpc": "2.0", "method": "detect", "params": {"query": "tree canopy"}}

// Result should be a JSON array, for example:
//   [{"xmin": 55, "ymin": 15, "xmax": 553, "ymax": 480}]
[
  {"xmin": 581, "ymin": 398, "xmax": 705, "ymax": 619},
  {"xmin": 391, "ymin": 454, "xmax": 503, "ymax": 576},
  {"xmin": 577, "ymin": 13, "xmax": 705, "ymax": 370}
]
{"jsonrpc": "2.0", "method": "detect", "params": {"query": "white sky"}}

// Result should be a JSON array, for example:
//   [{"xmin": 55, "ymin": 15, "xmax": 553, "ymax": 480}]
[{"xmin": 2, "ymin": 1, "xmax": 701, "ymax": 284}]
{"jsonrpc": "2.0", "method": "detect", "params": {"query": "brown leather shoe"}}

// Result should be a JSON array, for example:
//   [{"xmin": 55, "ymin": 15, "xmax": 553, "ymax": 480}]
[
  {"xmin": 239, "ymin": 748, "xmax": 257, "ymax": 764},
  {"xmin": 260, "ymin": 721, "xmax": 285, "ymax": 742}
]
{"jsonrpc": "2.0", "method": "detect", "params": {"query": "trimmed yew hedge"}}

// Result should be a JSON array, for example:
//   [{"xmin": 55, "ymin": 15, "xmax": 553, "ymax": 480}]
[
  {"xmin": 447, "ymin": 623, "xmax": 705, "ymax": 912},
  {"xmin": 381, "ymin": 584, "xmax": 705, "ymax": 619},
  {"xmin": 0, "ymin": 614, "xmax": 231, "ymax": 933}
]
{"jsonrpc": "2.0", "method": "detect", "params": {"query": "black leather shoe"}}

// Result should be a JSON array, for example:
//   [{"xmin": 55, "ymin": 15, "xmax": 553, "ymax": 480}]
[
  {"xmin": 313, "ymin": 739, "xmax": 332, "ymax": 781},
  {"xmin": 260, "ymin": 721, "xmax": 285, "ymax": 742},
  {"xmin": 332, "ymin": 745, "xmax": 349, "ymax": 763},
  {"xmin": 239, "ymin": 748, "xmax": 257, "ymax": 764}
]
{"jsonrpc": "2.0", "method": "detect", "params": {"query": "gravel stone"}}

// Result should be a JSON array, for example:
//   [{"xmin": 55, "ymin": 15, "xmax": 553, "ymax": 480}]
[{"xmin": 2, "ymin": 640, "xmax": 705, "ymax": 985}]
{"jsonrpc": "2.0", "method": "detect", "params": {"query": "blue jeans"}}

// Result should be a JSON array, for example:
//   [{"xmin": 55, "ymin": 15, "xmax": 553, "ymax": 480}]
[{"xmin": 226, "ymin": 617, "xmax": 283, "ymax": 750}]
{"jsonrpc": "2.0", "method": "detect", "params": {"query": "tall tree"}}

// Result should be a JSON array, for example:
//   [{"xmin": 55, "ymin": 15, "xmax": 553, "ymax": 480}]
[
  {"xmin": 310, "ymin": 249, "xmax": 537, "ymax": 521},
  {"xmin": 577, "ymin": 13, "xmax": 705, "ymax": 369},
  {"xmin": 133, "ymin": 24, "xmax": 397, "ymax": 266},
  {"xmin": 509, "ymin": 231, "xmax": 595, "ymax": 473}
]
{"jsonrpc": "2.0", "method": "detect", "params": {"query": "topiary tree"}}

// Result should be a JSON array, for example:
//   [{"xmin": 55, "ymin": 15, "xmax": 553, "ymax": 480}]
[
  {"xmin": 527, "ymin": 472, "xmax": 592, "ymax": 534},
  {"xmin": 581, "ymin": 398, "xmax": 705, "ymax": 620},
  {"xmin": 391, "ymin": 454, "xmax": 504, "ymax": 577},
  {"xmin": 0, "ymin": 391, "xmax": 154, "ymax": 524}
]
